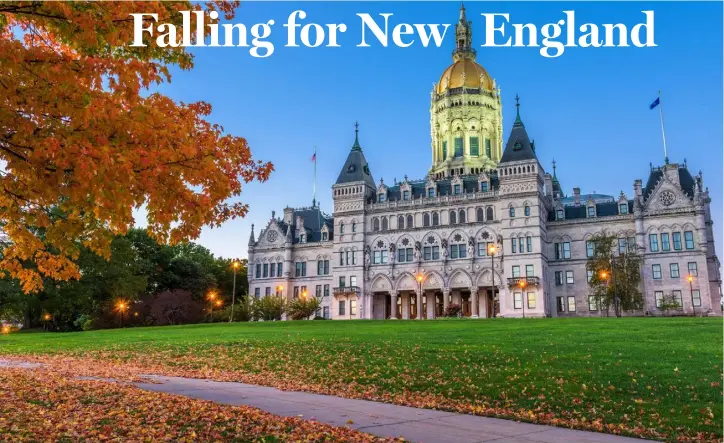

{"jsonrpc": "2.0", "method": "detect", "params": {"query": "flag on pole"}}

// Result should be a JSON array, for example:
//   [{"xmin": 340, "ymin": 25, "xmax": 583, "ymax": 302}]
[
  {"xmin": 310, "ymin": 152, "xmax": 316, "ymax": 162},
  {"xmin": 649, "ymin": 97, "xmax": 660, "ymax": 110}
]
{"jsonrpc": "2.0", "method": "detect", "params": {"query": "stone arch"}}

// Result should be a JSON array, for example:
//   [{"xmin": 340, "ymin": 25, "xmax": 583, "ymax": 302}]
[
  {"xmin": 448, "ymin": 269, "xmax": 473, "ymax": 289},
  {"xmin": 420, "ymin": 271, "xmax": 442, "ymax": 291},
  {"xmin": 422, "ymin": 231, "xmax": 442, "ymax": 246},
  {"xmin": 475, "ymin": 268, "xmax": 504, "ymax": 287},
  {"xmin": 396, "ymin": 234, "xmax": 415, "ymax": 249},
  {"xmin": 395, "ymin": 272, "xmax": 417, "ymax": 292},
  {"xmin": 486, "ymin": 206, "xmax": 494, "ymax": 220},
  {"xmin": 371, "ymin": 274, "xmax": 393, "ymax": 293},
  {"xmin": 448, "ymin": 229, "xmax": 469, "ymax": 243}
]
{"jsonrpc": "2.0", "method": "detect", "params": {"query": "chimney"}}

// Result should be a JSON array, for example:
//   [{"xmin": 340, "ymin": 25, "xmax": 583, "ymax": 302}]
[
  {"xmin": 283, "ymin": 207, "xmax": 294, "ymax": 224},
  {"xmin": 573, "ymin": 187, "xmax": 581, "ymax": 206},
  {"xmin": 544, "ymin": 173, "xmax": 553, "ymax": 197},
  {"xmin": 633, "ymin": 179, "xmax": 642, "ymax": 198}
]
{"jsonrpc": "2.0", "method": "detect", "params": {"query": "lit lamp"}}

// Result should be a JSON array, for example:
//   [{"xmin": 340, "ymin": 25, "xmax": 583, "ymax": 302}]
[
  {"xmin": 687, "ymin": 274, "xmax": 696, "ymax": 316},
  {"xmin": 488, "ymin": 244, "xmax": 498, "ymax": 317},
  {"xmin": 415, "ymin": 273, "xmax": 425, "ymax": 320},
  {"xmin": 115, "ymin": 301, "xmax": 129, "ymax": 327},
  {"xmin": 1, "ymin": 325, "xmax": 10, "ymax": 335},
  {"xmin": 519, "ymin": 280, "xmax": 527, "ymax": 318},
  {"xmin": 276, "ymin": 285, "xmax": 283, "ymax": 297},
  {"xmin": 43, "ymin": 314, "xmax": 51, "ymax": 321}
]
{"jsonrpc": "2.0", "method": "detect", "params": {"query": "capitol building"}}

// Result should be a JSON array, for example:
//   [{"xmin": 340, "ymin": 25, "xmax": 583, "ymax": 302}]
[{"xmin": 248, "ymin": 6, "xmax": 721, "ymax": 320}]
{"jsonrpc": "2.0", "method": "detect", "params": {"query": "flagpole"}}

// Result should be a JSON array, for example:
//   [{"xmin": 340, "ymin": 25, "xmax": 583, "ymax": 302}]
[
  {"xmin": 312, "ymin": 146, "xmax": 317, "ymax": 207},
  {"xmin": 658, "ymin": 90, "xmax": 669, "ymax": 164}
]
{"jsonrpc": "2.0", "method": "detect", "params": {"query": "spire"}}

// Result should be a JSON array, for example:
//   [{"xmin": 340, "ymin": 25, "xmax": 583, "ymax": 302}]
[
  {"xmin": 500, "ymin": 96, "xmax": 536, "ymax": 163},
  {"xmin": 552, "ymin": 159, "xmax": 558, "ymax": 179},
  {"xmin": 336, "ymin": 121, "xmax": 375, "ymax": 188},
  {"xmin": 513, "ymin": 94, "xmax": 524, "ymax": 128},
  {"xmin": 453, "ymin": 2, "xmax": 475, "ymax": 61},
  {"xmin": 351, "ymin": 121, "xmax": 361, "ymax": 151},
  {"xmin": 248, "ymin": 224, "xmax": 255, "ymax": 246}
]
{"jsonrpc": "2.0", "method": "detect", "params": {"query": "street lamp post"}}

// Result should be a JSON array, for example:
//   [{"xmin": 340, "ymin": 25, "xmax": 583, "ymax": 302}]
[
  {"xmin": 688, "ymin": 274, "xmax": 696, "ymax": 316},
  {"xmin": 230, "ymin": 260, "xmax": 241, "ymax": 323},
  {"xmin": 416, "ymin": 273, "xmax": 425, "ymax": 320},
  {"xmin": 610, "ymin": 253, "xmax": 620, "ymax": 317},
  {"xmin": 488, "ymin": 244, "xmax": 497, "ymax": 317},
  {"xmin": 207, "ymin": 290, "xmax": 217, "ymax": 322},
  {"xmin": 599, "ymin": 270, "xmax": 608, "ymax": 317},
  {"xmin": 116, "ymin": 301, "xmax": 128, "ymax": 328},
  {"xmin": 519, "ymin": 280, "xmax": 527, "ymax": 318}
]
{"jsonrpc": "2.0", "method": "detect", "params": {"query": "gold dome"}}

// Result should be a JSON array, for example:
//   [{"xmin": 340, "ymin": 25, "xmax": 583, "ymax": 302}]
[{"xmin": 436, "ymin": 58, "xmax": 493, "ymax": 95}]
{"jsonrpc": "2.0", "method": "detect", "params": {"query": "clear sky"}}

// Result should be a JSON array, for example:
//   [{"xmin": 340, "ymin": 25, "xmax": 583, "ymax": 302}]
[{"xmin": 140, "ymin": 1, "xmax": 723, "ymax": 260}]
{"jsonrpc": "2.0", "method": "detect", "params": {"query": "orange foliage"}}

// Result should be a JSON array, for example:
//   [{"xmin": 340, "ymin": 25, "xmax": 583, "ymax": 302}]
[{"xmin": 0, "ymin": 2, "xmax": 272, "ymax": 292}]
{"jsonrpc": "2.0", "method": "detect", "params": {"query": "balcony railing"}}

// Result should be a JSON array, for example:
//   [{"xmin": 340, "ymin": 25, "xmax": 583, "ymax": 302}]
[
  {"xmin": 507, "ymin": 277, "xmax": 540, "ymax": 287},
  {"xmin": 333, "ymin": 286, "xmax": 360, "ymax": 295}
]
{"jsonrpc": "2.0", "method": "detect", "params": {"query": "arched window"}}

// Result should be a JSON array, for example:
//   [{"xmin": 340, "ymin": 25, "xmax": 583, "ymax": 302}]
[
  {"xmin": 524, "ymin": 205, "xmax": 530, "ymax": 217},
  {"xmin": 397, "ymin": 215, "xmax": 404, "ymax": 229},
  {"xmin": 509, "ymin": 207, "xmax": 516, "ymax": 218},
  {"xmin": 432, "ymin": 212, "xmax": 440, "ymax": 226},
  {"xmin": 340, "ymin": 222, "xmax": 345, "ymax": 234},
  {"xmin": 406, "ymin": 214, "xmax": 413, "ymax": 229},
  {"xmin": 382, "ymin": 217, "xmax": 388, "ymax": 231},
  {"xmin": 449, "ymin": 210, "xmax": 457, "ymax": 225},
  {"xmin": 352, "ymin": 222, "xmax": 357, "ymax": 232},
  {"xmin": 423, "ymin": 213, "xmax": 431, "ymax": 227},
  {"xmin": 486, "ymin": 206, "xmax": 494, "ymax": 220},
  {"xmin": 476, "ymin": 208, "xmax": 484, "ymax": 222},
  {"xmin": 459, "ymin": 209, "xmax": 466, "ymax": 223},
  {"xmin": 373, "ymin": 218, "xmax": 380, "ymax": 232}
]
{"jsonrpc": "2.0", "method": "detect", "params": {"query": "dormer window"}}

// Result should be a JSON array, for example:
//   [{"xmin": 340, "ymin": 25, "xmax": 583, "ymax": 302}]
[
  {"xmin": 587, "ymin": 206, "xmax": 596, "ymax": 217},
  {"xmin": 619, "ymin": 203, "xmax": 628, "ymax": 214},
  {"xmin": 403, "ymin": 190, "xmax": 410, "ymax": 201},
  {"xmin": 300, "ymin": 233, "xmax": 306, "ymax": 243},
  {"xmin": 428, "ymin": 188, "xmax": 435, "ymax": 197},
  {"xmin": 454, "ymin": 184, "xmax": 461, "ymax": 195},
  {"xmin": 556, "ymin": 209, "xmax": 564, "ymax": 220},
  {"xmin": 378, "ymin": 193, "xmax": 386, "ymax": 203},
  {"xmin": 481, "ymin": 181, "xmax": 489, "ymax": 193},
  {"xmin": 322, "ymin": 232, "xmax": 328, "ymax": 241}
]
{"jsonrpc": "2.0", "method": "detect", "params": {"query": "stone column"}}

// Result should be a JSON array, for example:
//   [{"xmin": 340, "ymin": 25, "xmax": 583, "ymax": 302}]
[
  {"xmin": 416, "ymin": 290, "xmax": 423, "ymax": 320},
  {"xmin": 443, "ymin": 288, "xmax": 450, "ymax": 312},
  {"xmin": 479, "ymin": 289, "xmax": 489, "ymax": 318},
  {"xmin": 402, "ymin": 293, "xmax": 410, "ymax": 320},
  {"xmin": 470, "ymin": 286, "xmax": 479, "ymax": 318},
  {"xmin": 427, "ymin": 292, "xmax": 436, "ymax": 319},
  {"xmin": 390, "ymin": 291, "xmax": 399, "ymax": 319}
]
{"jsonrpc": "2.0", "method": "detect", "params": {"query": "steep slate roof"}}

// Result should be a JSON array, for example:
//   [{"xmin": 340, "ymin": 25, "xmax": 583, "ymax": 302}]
[
  {"xmin": 560, "ymin": 194, "xmax": 615, "ymax": 206},
  {"xmin": 275, "ymin": 207, "xmax": 333, "ymax": 244},
  {"xmin": 643, "ymin": 165, "xmax": 696, "ymax": 201},
  {"xmin": 381, "ymin": 174, "xmax": 500, "ymax": 200},
  {"xmin": 500, "ymin": 96, "xmax": 537, "ymax": 164},
  {"xmin": 336, "ymin": 124, "xmax": 376, "ymax": 189},
  {"xmin": 547, "ymin": 201, "xmax": 634, "ymax": 222}
]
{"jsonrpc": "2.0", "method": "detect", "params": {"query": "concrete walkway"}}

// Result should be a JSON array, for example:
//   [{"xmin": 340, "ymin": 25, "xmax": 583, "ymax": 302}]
[{"xmin": 2, "ymin": 360, "xmax": 650, "ymax": 443}]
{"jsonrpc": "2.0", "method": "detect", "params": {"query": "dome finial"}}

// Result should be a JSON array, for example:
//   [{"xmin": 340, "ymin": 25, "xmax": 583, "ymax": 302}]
[
  {"xmin": 460, "ymin": 2, "xmax": 466, "ymax": 21},
  {"xmin": 552, "ymin": 159, "xmax": 557, "ymax": 177}
]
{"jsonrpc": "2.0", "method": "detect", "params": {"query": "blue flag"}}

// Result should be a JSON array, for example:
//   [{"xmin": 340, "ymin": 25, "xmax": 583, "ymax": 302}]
[{"xmin": 649, "ymin": 97, "xmax": 660, "ymax": 110}]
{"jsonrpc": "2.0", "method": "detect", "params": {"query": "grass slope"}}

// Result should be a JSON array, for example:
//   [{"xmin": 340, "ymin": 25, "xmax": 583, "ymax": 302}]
[{"xmin": 2, "ymin": 318, "xmax": 722, "ymax": 441}]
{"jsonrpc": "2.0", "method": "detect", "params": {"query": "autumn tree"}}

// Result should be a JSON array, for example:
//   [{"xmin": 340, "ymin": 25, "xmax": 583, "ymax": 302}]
[
  {"xmin": 0, "ymin": 2, "xmax": 272, "ymax": 293},
  {"xmin": 586, "ymin": 233, "xmax": 644, "ymax": 317}
]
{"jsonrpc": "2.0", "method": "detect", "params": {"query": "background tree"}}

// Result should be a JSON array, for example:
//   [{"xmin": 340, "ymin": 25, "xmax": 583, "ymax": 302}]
[
  {"xmin": 149, "ymin": 289, "xmax": 203, "ymax": 326},
  {"xmin": 254, "ymin": 295, "xmax": 286, "ymax": 322},
  {"xmin": 586, "ymin": 233, "xmax": 644, "ymax": 317},
  {"xmin": 287, "ymin": 297, "xmax": 321, "ymax": 320},
  {"xmin": 0, "ymin": 1, "xmax": 272, "ymax": 293}
]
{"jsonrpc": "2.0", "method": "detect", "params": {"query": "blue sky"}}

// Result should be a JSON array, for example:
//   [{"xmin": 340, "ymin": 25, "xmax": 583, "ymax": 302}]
[{"xmin": 143, "ymin": 1, "xmax": 723, "ymax": 259}]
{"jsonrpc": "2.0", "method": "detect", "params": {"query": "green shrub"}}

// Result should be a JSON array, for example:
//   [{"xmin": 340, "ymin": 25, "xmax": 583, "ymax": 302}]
[{"xmin": 287, "ymin": 297, "xmax": 321, "ymax": 320}]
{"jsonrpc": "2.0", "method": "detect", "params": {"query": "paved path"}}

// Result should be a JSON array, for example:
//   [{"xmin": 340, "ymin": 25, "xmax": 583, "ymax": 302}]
[{"xmin": 2, "ymin": 360, "xmax": 650, "ymax": 443}]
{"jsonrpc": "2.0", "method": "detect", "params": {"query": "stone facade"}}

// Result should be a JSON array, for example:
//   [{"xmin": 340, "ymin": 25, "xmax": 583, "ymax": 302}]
[{"xmin": 247, "ymin": 7, "xmax": 722, "ymax": 320}]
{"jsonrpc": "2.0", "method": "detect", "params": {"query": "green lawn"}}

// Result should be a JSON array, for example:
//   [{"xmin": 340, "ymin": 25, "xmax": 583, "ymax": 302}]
[{"xmin": 2, "ymin": 317, "xmax": 722, "ymax": 441}]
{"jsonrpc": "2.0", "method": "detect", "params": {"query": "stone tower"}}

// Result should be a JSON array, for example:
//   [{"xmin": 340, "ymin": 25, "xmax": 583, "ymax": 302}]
[{"xmin": 429, "ymin": 3, "xmax": 503, "ymax": 179}]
